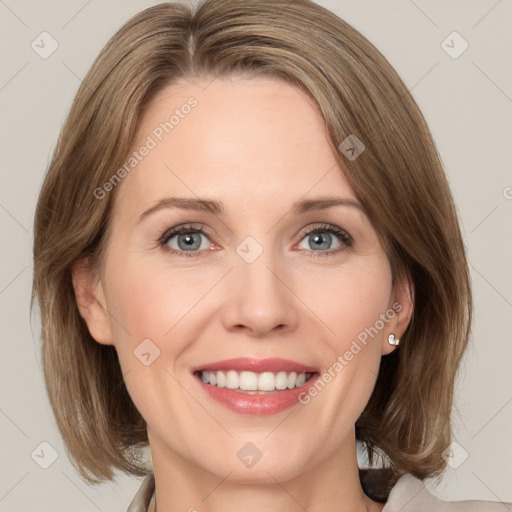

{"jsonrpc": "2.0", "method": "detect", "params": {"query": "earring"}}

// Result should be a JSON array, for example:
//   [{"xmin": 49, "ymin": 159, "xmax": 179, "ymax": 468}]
[{"xmin": 388, "ymin": 333, "xmax": 400, "ymax": 346}]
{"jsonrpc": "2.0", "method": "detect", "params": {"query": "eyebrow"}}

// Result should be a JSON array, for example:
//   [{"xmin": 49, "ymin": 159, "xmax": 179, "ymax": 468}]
[{"xmin": 137, "ymin": 195, "xmax": 364, "ymax": 224}]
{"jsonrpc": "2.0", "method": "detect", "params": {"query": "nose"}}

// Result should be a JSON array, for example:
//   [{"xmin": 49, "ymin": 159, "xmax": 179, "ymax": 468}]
[{"xmin": 221, "ymin": 251, "xmax": 299, "ymax": 338}]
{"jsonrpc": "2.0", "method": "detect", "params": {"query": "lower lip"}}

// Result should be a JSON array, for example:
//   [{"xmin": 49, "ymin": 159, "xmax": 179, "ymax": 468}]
[{"xmin": 194, "ymin": 373, "xmax": 320, "ymax": 416}]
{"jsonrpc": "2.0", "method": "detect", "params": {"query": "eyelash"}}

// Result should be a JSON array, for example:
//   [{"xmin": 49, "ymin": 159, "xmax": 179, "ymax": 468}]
[{"xmin": 157, "ymin": 223, "xmax": 354, "ymax": 259}]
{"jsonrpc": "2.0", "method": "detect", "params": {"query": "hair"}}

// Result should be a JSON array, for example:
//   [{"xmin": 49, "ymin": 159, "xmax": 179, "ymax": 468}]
[{"xmin": 32, "ymin": 0, "xmax": 472, "ymax": 499}]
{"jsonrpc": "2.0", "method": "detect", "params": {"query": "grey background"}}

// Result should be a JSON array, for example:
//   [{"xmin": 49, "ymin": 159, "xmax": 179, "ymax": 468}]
[{"xmin": 1, "ymin": 0, "xmax": 511, "ymax": 510}]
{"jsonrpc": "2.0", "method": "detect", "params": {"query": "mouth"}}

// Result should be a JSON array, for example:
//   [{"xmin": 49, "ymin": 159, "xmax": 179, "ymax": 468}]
[{"xmin": 190, "ymin": 357, "xmax": 320, "ymax": 415}]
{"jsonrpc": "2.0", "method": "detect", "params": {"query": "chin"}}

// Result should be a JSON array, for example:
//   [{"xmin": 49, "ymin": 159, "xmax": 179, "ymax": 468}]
[{"xmin": 200, "ymin": 451, "xmax": 305, "ymax": 486}]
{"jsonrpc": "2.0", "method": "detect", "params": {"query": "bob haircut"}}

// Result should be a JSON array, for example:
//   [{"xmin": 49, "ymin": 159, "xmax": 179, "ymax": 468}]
[{"xmin": 32, "ymin": 0, "xmax": 471, "ymax": 496}]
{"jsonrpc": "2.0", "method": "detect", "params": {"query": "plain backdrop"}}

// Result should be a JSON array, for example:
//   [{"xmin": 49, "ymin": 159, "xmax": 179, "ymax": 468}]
[{"xmin": 0, "ymin": 0, "xmax": 511, "ymax": 510}]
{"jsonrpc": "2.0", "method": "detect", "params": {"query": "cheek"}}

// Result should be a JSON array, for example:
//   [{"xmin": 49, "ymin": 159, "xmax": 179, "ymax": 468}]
[
  {"xmin": 105, "ymin": 256, "xmax": 213, "ymax": 343},
  {"xmin": 102, "ymin": 259, "xmax": 203, "ymax": 423},
  {"xmin": 297, "ymin": 256, "xmax": 393, "ymax": 350},
  {"xmin": 311, "ymin": 258, "xmax": 392, "ymax": 416}
]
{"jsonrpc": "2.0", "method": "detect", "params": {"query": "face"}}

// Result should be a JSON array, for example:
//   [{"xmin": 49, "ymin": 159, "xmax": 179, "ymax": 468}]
[{"xmin": 75, "ymin": 76, "xmax": 412, "ymax": 485}]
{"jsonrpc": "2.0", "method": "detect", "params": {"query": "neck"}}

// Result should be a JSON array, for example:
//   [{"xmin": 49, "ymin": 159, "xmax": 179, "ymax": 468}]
[{"xmin": 148, "ymin": 432, "xmax": 383, "ymax": 512}]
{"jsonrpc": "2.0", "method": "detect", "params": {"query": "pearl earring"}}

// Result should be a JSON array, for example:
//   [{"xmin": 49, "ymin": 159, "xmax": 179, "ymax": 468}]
[{"xmin": 388, "ymin": 333, "xmax": 400, "ymax": 346}]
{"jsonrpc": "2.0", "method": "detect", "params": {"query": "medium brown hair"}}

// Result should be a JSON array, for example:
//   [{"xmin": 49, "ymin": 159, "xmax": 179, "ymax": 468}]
[{"xmin": 32, "ymin": 0, "xmax": 472, "ymax": 496}]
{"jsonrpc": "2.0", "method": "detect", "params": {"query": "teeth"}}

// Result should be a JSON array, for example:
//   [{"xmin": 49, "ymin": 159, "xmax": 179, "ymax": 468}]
[{"xmin": 199, "ymin": 370, "xmax": 313, "ymax": 391}]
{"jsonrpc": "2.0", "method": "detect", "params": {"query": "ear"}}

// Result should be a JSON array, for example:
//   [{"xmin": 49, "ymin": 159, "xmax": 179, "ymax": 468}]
[
  {"xmin": 382, "ymin": 274, "xmax": 415, "ymax": 356},
  {"xmin": 71, "ymin": 258, "xmax": 114, "ymax": 346}
]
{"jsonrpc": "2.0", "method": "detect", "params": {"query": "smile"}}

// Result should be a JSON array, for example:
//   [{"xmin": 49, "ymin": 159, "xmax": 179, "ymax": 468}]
[{"xmin": 191, "ymin": 357, "xmax": 320, "ymax": 415}]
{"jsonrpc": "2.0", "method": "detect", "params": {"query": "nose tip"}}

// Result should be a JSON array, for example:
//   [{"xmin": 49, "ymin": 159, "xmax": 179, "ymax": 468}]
[{"xmin": 220, "ymin": 258, "xmax": 299, "ymax": 338}]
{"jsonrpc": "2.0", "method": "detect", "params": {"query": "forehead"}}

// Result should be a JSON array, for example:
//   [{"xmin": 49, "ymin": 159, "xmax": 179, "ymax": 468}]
[{"xmin": 115, "ymin": 76, "xmax": 357, "ymax": 216}]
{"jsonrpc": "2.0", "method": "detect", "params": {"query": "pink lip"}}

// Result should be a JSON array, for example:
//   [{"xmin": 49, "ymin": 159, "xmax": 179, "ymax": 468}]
[
  {"xmin": 191, "ymin": 357, "xmax": 318, "ymax": 373},
  {"xmin": 191, "ymin": 358, "xmax": 320, "ymax": 416}
]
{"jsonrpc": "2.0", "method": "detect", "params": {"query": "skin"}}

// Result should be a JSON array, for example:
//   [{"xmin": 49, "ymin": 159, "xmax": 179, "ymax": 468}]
[{"xmin": 73, "ymin": 76, "xmax": 413, "ymax": 512}]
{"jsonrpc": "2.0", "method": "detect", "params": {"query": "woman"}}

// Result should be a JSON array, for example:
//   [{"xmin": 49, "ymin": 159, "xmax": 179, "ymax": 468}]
[{"xmin": 31, "ymin": 0, "xmax": 510, "ymax": 511}]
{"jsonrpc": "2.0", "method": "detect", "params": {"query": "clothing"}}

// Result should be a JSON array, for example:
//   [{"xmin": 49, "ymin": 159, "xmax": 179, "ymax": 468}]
[{"xmin": 127, "ymin": 470, "xmax": 511, "ymax": 512}]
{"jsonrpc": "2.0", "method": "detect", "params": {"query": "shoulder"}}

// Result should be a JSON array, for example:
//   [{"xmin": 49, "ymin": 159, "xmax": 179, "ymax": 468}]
[
  {"xmin": 127, "ymin": 473, "xmax": 155, "ymax": 512},
  {"xmin": 382, "ymin": 473, "xmax": 512, "ymax": 512}
]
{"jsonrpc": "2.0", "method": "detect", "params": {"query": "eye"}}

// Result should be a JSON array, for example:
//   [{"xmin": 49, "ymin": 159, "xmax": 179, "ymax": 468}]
[
  {"xmin": 296, "ymin": 223, "xmax": 353, "ymax": 258},
  {"xmin": 158, "ymin": 222, "xmax": 353, "ymax": 259},
  {"xmin": 159, "ymin": 224, "xmax": 215, "ymax": 257}
]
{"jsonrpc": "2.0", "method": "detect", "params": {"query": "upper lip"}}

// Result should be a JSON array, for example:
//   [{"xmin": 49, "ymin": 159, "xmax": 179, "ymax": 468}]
[{"xmin": 192, "ymin": 357, "xmax": 318, "ymax": 374}]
